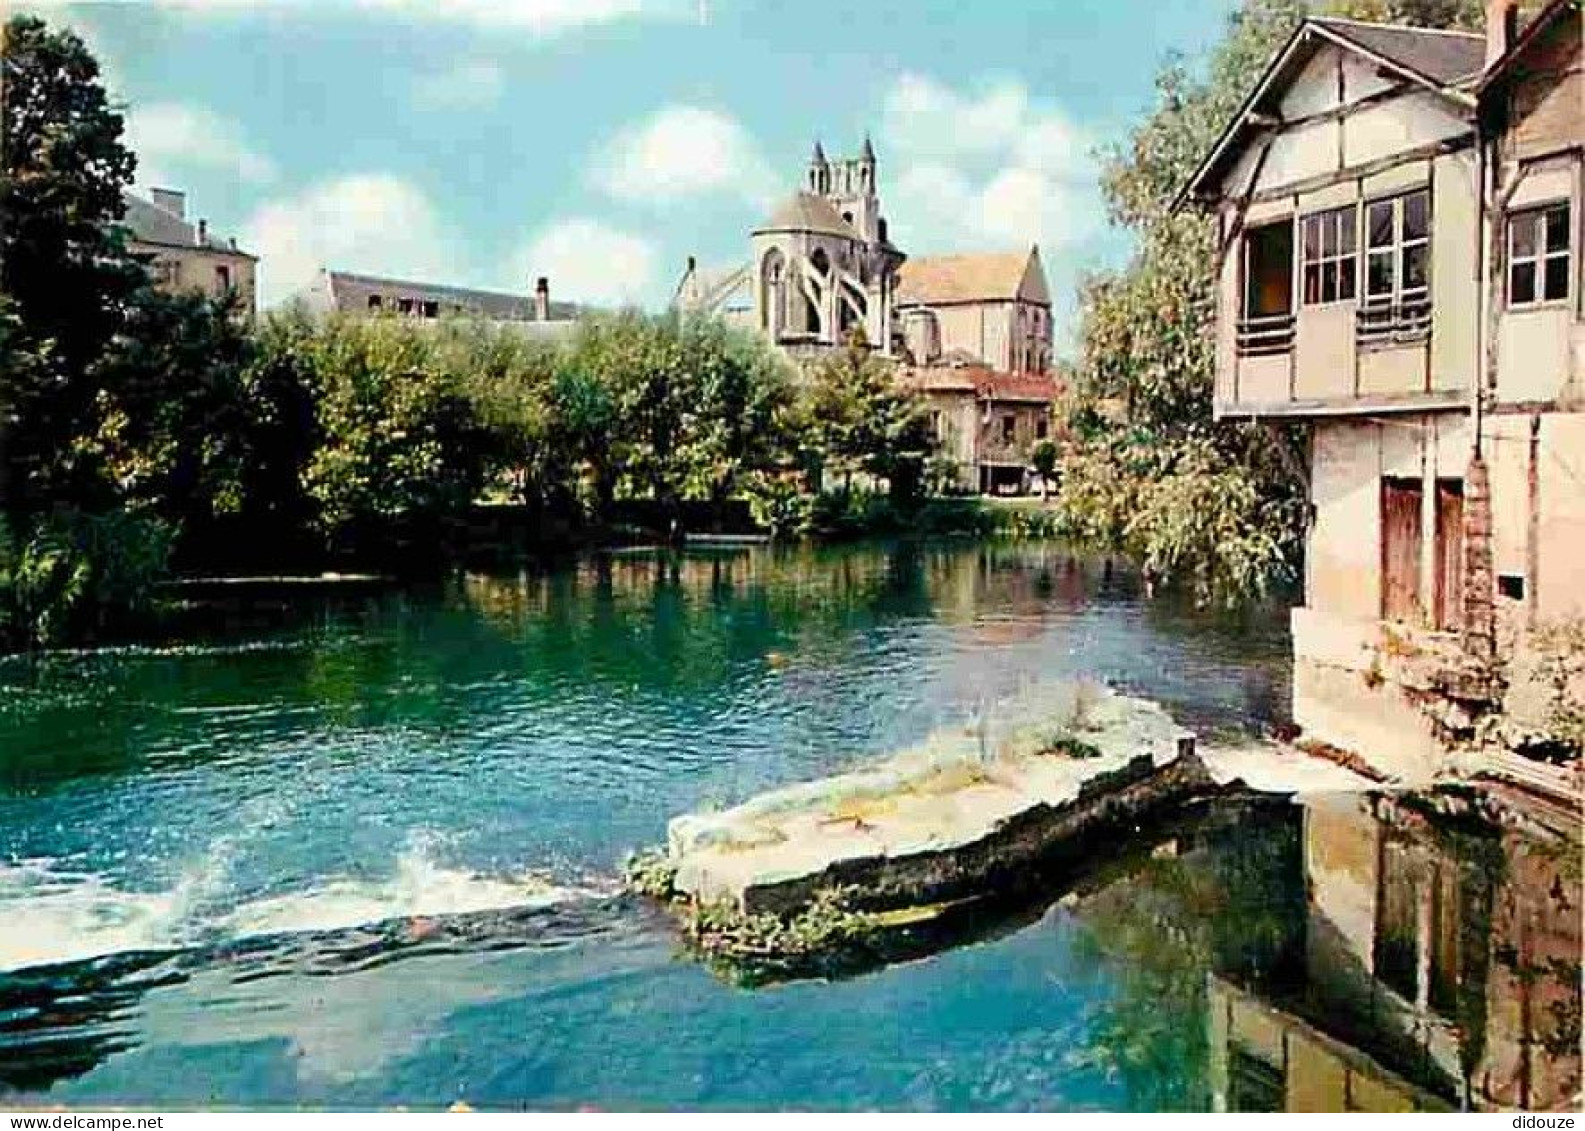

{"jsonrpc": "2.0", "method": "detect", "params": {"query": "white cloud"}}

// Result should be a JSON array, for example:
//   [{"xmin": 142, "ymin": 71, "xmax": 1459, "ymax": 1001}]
[
  {"xmin": 411, "ymin": 58, "xmax": 506, "ymax": 110},
  {"xmin": 879, "ymin": 72, "xmax": 1098, "ymax": 255},
  {"xmin": 241, "ymin": 174, "xmax": 459, "ymax": 307},
  {"xmin": 511, "ymin": 218, "xmax": 658, "ymax": 307},
  {"xmin": 124, "ymin": 102, "xmax": 277, "ymax": 189},
  {"xmin": 591, "ymin": 105, "xmax": 775, "ymax": 208}
]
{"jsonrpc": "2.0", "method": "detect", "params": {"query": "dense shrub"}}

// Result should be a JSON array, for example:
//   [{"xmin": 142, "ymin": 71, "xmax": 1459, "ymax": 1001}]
[{"xmin": 0, "ymin": 508, "xmax": 171, "ymax": 647}]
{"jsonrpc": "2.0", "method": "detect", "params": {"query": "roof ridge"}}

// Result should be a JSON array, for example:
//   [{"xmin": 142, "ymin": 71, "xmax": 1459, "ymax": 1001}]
[
  {"xmin": 1309, "ymin": 15, "xmax": 1483, "ymax": 39},
  {"xmin": 328, "ymin": 268, "xmax": 541, "ymax": 302}
]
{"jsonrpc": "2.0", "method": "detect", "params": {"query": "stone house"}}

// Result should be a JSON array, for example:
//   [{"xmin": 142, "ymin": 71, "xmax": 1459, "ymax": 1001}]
[
  {"xmin": 1180, "ymin": 1, "xmax": 1583, "ymax": 778},
  {"xmin": 294, "ymin": 269, "xmax": 585, "ymax": 342},
  {"xmin": 894, "ymin": 247, "xmax": 1054, "ymax": 374},
  {"xmin": 901, "ymin": 365, "xmax": 1059, "ymax": 494},
  {"xmin": 121, "ymin": 188, "xmax": 257, "ymax": 313}
]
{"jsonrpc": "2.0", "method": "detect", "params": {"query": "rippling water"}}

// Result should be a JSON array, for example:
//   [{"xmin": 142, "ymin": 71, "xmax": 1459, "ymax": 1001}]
[{"xmin": 0, "ymin": 543, "xmax": 1574, "ymax": 1110}]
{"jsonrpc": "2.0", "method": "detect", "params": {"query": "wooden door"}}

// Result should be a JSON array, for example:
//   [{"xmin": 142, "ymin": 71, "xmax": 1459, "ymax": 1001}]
[
  {"xmin": 1381, "ymin": 478, "xmax": 1423, "ymax": 623},
  {"xmin": 1434, "ymin": 479, "xmax": 1464, "ymax": 632}
]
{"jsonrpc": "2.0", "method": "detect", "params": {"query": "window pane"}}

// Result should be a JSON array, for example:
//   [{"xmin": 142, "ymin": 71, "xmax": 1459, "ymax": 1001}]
[
  {"xmin": 1512, "ymin": 213, "xmax": 1537, "ymax": 259},
  {"xmin": 1304, "ymin": 216, "xmax": 1320, "ymax": 261},
  {"xmin": 1545, "ymin": 205, "xmax": 1570, "ymax": 254},
  {"xmin": 1403, "ymin": 191, "xmax": 1429, "ymax": 241},
  {"xmin": 1511, "ymin": 261, "xmax": 1537, "ymax": 305},
  {"xmin": 1402, "ymin": 244, "xmax": 1429, "ymax": 291},
  {"xmin": 1544, "ymin": 255, "xmax": 1569, "ymax": 301},
  {"xmin": 1369, "ymin": 251, "xmax": 1394, "ymax": 296},
  {"xmin": 1339, "ymin": 261, "xmax": 1356, "ymax": 301},
  {"xmin": 1339, "ymin": 208, "xmax": 1357, "ymax": 254},
  {"xmin": 1369, "ymin": 202, "xmax": 1394, "ymax": 248},
  {"xmin": 1304, "ymin": 264, "xmax": 1321, "ymax": 304},
  {"xmin": 1322, "ymin": 261, "xmax": 1338, "ymax": 303},
  {"xmin": 1321, "ymin": 216, "xmax": 1336, "ymax": 257}
]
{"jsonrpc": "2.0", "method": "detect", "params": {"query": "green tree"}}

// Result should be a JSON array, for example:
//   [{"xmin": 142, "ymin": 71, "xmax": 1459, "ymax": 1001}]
[
  {"xmin": 1, "ymin": 14, "xmax": 144, "ymax": 517},
  {"xmin": 1031, "ymin": 439, "xmax": 1059, "ymax": 501},
  {"xmin": 83, "ymin": 290, "xmax": 256, "ymax": 532},
  {"xmin": 293, "ymin": 316, "xmax": 491, "ymax": 553},
  {"xmin": 803, "ymin": 339, "xmax": 936, "ymax": 503}
]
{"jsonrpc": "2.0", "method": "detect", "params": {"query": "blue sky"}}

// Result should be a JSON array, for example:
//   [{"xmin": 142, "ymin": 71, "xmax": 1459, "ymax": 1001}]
[{"xmin": 33, "ymin": 0, "xmax": 1237, "ymax": 347}]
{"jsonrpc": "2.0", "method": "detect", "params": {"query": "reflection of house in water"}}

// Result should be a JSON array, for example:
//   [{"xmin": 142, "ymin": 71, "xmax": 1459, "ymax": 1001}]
[{"xmin": 1211, "ymin": 789, "xmax": 1581, "ymax": 1112}]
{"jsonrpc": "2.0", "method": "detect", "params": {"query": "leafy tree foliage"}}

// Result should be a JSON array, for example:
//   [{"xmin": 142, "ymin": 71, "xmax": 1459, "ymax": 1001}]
[
  {"xmin": 802, "ymin": 339, "xmax": 936, "ymax": 503},
  {"xmin": 1, "ymin": 15, "xmax": 144, "ymax": 515}
]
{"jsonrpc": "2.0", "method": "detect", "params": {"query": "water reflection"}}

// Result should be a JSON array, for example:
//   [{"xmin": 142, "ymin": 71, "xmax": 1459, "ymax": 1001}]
[{"xmin": 1205, "ymin": 787, "xmax": 1581, "ymax": 1112}]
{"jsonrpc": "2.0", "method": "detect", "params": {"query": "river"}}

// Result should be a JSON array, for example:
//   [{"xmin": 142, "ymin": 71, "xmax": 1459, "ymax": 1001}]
[{"xmin": 0, "ymin": 543, "xmax": 1576, "ymax": 1110}]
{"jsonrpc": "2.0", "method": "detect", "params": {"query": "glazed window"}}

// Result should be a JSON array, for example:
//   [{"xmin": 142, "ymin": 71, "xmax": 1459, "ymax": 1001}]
[
  {"xmin": 1000, "ymin": 415, "xmax": 1016, "ymax": 444},
  {"xmin": 1508, "ymin": 203, "xmax": 1571, "ymax": 306},
  {"xmin": 1358, "ymin": 189, "xmax": 1431, "ymax": 345},
  {"xmin": 1364, "ymin": 189, "xmax": 1430, "ymax": 308},
  {"xmin": 1301, "ymin": 206, "xmax": 1357, "ymax": 305}
]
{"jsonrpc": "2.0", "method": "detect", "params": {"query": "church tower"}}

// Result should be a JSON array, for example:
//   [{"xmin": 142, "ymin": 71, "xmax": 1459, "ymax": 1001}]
[
  {"xmin": 752, "ymin": 135, "xmax": 903, "ymax": 359},
  {"xmin": 823, "ymin": 134, "xmax": 882, "ymax": 245}
]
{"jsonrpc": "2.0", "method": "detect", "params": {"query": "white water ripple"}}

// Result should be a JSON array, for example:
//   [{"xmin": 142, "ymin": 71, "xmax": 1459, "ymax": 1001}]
[{"xmin": 0, "ymin": 836, "xmax": 601, "ymax": 974}]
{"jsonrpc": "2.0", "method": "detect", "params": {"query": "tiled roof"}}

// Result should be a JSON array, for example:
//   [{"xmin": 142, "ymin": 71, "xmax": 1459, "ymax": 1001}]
[
  {"xmin": 901, "ymin": 364, "xmax": 1060, "ymax": 404},
  {"xmin": 754, "ymin": 192, "xmax": 857, "ymax": 239},
  {"xmin": 1310, "ymin": 18, "xmax": 1486, "ymax": 85},
  {"xmin": 325, "ymin": 270, "xmax": 583, "ymax": 322},
  {"xmin": 896, "ymin": 251, "xmax": 1039, "ymax": 305},
  {"xmin": 120, "ymin": 191, "xmax": 252, "ymax": 256}
]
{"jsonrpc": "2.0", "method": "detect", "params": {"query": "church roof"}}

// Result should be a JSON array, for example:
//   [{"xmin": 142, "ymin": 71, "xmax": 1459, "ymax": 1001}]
[
  {"xmin": 754, "ymin": 192, "xmax": 858, "ymax": 239},
  {"xmin": 896, "ymin": 249, "xmax": 1047, "ymax": 306}
]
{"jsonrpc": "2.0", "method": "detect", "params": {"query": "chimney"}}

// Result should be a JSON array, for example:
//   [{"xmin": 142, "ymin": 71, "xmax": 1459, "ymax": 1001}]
[
  {"xmin": 534, "ymin": 276, "xmax": 550, "ymax": 321},
  {"xmin": 197, "ymin": 218, "xmax": 208, "ymax": 247},
  {"xmin": 687, "ymin": 255, "xmax": 697, "ymax": 274},
  {"xmin": 150, "ymin": 187, "xmax": 186, "ymax": 219},
  {"xmin": 1486, "ymin": 0, "xmax": 1518, "ymax": 68}
]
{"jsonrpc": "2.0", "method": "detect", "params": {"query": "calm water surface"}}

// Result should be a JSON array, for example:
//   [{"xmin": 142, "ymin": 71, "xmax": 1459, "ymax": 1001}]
[{"xmin": 0, "ymin": 543, "xmax": 1576, "ymax": 1110}]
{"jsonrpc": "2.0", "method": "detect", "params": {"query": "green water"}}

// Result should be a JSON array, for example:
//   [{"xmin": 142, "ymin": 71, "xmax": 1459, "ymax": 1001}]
[{"xmin": 0, "ymin": 543, "xmax": 1576, "ymax": 1110}]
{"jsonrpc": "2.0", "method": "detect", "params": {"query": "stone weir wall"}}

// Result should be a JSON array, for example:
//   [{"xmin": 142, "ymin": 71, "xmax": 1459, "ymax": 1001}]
[
  {"xmin": 663, "ymin": 687, "xmax": 1211, "ymax": 919},
  {"xmin": 723, "ymin": 747, "xmax": 1210, "ymax": 918}
]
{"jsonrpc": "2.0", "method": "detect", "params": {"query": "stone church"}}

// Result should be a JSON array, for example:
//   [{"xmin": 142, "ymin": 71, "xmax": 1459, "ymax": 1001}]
[
  {"xmin": 676, "ymin": 139, "xmax": 1060, "ymax": 495},
  {"xmin": 675, "ymin": 139, "xmax": 1054, "ymax": 376}
]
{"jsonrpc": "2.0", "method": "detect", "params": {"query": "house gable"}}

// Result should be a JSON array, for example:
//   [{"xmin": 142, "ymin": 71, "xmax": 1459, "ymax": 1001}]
[{"xmin": 1180, "ymin": 19, "xmax": 1482, "ymax": 208}]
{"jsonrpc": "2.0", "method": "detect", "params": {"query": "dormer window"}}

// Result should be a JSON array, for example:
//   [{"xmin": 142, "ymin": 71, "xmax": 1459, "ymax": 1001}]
[{"xmin": 1508, "ymin": 203, "xmax": 1571, "ymax": 307}]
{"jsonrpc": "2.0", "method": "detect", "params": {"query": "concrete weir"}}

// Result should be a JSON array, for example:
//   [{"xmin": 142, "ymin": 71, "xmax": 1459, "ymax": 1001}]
[{"xmin": 665, "ymin": 685, "xmax": 1211, "ymax": 918}]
